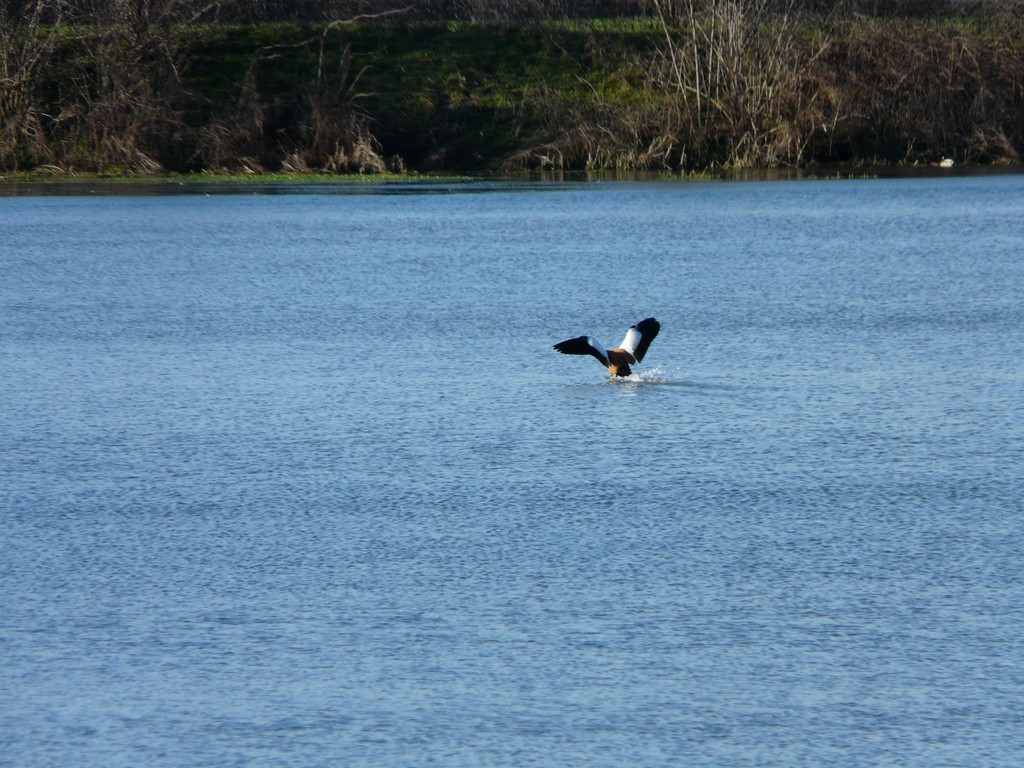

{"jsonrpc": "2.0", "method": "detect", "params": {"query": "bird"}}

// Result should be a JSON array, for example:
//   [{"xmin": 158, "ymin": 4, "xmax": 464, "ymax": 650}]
[{"xmin": 553, "ymin": 317, "xmax": 660, "ymax": 377}]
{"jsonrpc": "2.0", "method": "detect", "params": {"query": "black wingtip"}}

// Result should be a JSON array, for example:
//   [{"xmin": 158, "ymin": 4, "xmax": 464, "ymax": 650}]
[
  {"xmin": 634, "ymin": 317, "xmax": 660, "ymax": 334},
  {"xmin": 632, "ymin": 318, "xmax": 660, "ymax": 362},
  {"xmin": 553, "ymin": 336, "xmax": 588, "ymax": 355},
  {"xmin": 554, "ymin": 335, "xmax": 609, "ymax": 366}
]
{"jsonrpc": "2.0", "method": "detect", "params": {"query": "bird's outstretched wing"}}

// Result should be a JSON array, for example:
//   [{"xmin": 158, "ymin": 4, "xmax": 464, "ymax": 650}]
[
  {"xmin": 617, "ymin": 318, "xmax": 660, "ymax": 362},
  {"xmin": 553, "ymin": 335, "xmax": 609, "ymax": 367}
]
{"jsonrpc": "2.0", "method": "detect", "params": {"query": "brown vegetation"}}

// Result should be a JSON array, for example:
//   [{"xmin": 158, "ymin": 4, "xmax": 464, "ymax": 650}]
[
  {"xmin": 822, "ymin": 14, "xmax": 1024, "ymax": 164},
  {"xmin": 2, "ymin": 0, "xmax": 1022, "ymax": 174},
  {"xmin": 1, "ymin": 0, "xmax": 58, "ymax": 170},
  {"xmin": 512, "ymin": 0, "xmax": 1024, "ymax": 171}
]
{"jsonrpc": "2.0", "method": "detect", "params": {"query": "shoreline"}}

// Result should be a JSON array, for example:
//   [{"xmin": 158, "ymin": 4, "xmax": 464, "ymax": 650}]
[{"xmin": 3, "ymin": 163, "xmax": 1022, "ymax": 196}]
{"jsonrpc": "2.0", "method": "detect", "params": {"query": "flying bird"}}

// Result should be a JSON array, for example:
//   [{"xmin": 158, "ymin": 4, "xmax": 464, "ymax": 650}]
[{"xmin": 553, "ymin": 317, "xmax": 660, "ymax": 377}]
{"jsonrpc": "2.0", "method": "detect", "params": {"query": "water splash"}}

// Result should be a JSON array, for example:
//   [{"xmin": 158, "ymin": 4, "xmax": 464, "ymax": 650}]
[
  {"xmin": 608, "ymin": 366, "xmax": 675, "ymax": 385},
  {"xmin": 606, "ymin": 367, "xmax": 734, "ymax": 391},
  {"xmin": 635, "ymin": 366, "xmax": 675, "ymax": 384}
]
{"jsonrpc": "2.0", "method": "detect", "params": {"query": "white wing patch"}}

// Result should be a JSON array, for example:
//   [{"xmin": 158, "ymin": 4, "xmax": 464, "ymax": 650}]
[
  {"xmin": 588, "ymin": 336, "xmax": 609, "ymax": 363},
  {"xmin": 618, "ymin": 327, "xmax": 642, "ymax": 356}
]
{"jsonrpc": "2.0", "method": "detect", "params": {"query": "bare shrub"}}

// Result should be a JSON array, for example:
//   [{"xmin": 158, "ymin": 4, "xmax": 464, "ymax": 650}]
[
  {"xmin": 194, "ymin": 55, "xmax": 269, "ymax": 172},
  {"xmin": 195, "ymin": 17, "xmax": 399, "ymax": 173},
  {"xmin": 0, "ymin": 0, "xmax": 63, "ymax": 170},
  {"xmin": 645, "ymin": 0, "xmax": 835, "ymax": 169},
  {"xmin": 295, "ymin": 27, "xmax": 392, "ymax": 172},
  {"xmin": 297, "ymin": 98, "xmax": 389, "ymax": 172},
  {"xmin": 825, "ymin": 17, "xmax": 1023, "ymax": 164},
  {"xmin": 507, "ymin": 86, "xmax": 680, "ymax": 170},
  {"xmin": 47, "ymin": 0, "xmax": 221, "ymax": 172}
]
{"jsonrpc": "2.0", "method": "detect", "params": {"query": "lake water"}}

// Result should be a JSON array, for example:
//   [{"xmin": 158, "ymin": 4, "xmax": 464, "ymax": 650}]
[{"xmin": 2, "ymin": 174, "xmax": 1023, "ymax": 767}]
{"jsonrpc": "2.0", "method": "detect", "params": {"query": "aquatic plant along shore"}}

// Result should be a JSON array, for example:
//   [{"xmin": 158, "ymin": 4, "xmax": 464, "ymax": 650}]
[{"xmin": 2, "ymin": 0, "xmax": 1022, "ymax": 175}]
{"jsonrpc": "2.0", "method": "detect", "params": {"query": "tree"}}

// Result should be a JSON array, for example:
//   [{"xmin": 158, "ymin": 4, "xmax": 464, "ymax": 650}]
[{"xmin": 0, "ymin": 0, "xmax": 64, "ymax": 169}]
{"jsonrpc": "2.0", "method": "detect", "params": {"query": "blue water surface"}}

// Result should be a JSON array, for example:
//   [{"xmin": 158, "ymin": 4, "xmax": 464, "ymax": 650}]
[{"xmin": 2, "ymin": 175, "xmax": 1023, "ymax": 767}]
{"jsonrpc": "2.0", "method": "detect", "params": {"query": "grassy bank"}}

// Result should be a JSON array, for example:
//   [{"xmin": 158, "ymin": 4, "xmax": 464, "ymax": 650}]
[{"xmin": 3, "ymin": 9, "xmax": 1023, "ymax": 175}]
